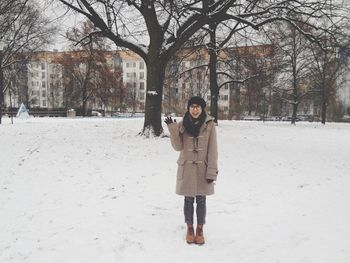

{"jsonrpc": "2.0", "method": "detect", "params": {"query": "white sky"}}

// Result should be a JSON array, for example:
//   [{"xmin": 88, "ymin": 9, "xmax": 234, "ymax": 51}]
[{"xmin": 41, "ymin": 0, "xmax": 85, "ymax": 51}]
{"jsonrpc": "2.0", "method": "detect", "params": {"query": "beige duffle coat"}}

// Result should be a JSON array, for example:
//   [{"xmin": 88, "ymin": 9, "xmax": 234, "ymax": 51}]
[{"xmin": 167, "ymin": 115, "xmax": 218, "ymax": 197}]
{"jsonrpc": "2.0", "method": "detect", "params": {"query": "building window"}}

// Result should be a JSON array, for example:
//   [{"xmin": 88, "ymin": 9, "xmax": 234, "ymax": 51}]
[
  {"xmin": 41, "ymin": 63, "xmax": 45, "ymax": 70},
  {"xmin": 42, "ymin": 100, "xmax": 46, "ymax": 107},
  {"xmin": 42, "ymin": 72, "xmax": 45, "ymax": 79},
  {"xmin": 223, "ymin": 95, "xmax": 228, "ymax": 101},
  {"xmin": 126, "ymin": 73, "xmax": 132, "ymax": 78},
  {"xmin": 31, "ymin": 90, "xmax": 38, "ymax": 96},
  {"xmin": 42, "ymin": 90, "xmax": 46, "ymax": 97},
  {"xmin": 42, "ymin": 82, "xmax": 46, "ymax": 88},
  {"xmin": 139, "ymin": 92, "xmax": 144, "ymax": 100},
  {"xmin": 140, "ymin": 82, "xmax": 145, "ymax": 90},
  {"xmin": 140, "ymin": 72, "xmax": 144, "ymax": 79},
  {"xmin": 133, "ymin": 62, "xmax": 136, "ymax": 67},
  {"xmin": 139, "ymin": 62, "xmax": 144, "ymax": 69}
]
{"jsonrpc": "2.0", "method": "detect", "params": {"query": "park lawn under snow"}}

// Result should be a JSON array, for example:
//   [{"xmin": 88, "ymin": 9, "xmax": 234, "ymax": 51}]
[{"xmin": 0, "ymin": 117, "xmax": 350, "ymax": 263}]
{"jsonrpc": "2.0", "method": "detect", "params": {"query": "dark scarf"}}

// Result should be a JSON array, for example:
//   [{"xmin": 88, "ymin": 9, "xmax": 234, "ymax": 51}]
[{"xmin": 183, "ymin": 111, "xmax": 207, "ymax": 137}]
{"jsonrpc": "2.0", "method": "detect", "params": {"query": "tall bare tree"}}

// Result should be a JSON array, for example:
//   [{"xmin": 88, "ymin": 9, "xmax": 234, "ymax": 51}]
[
  {"xmin": 57, "ymin": 0, "xmax": 349, "ymax": 135},
  {"xmin": 0, "ymin": 0, "xmax": 55, "ymax": 124},
  {"xmin": 264, "ymin": 21, "xmax": 318, "ymax": 124},
  {"xmin": 92, "ymin": 63, "xmax": 124, "ymax": 113},
  {"xmin": 310, "ymin": 35, "xmax": 348, "ymax": 124},
  {"xmin": 57, "ymin": 21, "xmax": 114, "ymax": 116}
]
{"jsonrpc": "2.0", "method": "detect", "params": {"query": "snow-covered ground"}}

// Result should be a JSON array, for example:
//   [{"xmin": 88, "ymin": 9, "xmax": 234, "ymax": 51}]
[{"xmin": 1, "ymin": 117, "xmax": 350, "ymax": 263}]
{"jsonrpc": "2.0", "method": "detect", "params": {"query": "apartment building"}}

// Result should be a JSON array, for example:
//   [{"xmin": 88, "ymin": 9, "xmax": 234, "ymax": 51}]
[
  {"xmin": 6, "ymin": 45, "xmax": 349, "ymax": 118},
  {"xmin": 119, "ymin": 51, "xmax": 147, "ymax": 112},
  {"xmin": 339, "ymin": 69, "xmax": 350, "ymax": 114},
  {"xmin": 163, "ymin": 45, "xmax": 273, "ymax": 117},
  {"xmin": 27, "ymin": 60, "xmax": 63, "ymax": 108}
]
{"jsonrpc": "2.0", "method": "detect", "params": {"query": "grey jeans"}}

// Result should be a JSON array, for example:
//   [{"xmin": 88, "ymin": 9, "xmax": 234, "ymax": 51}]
[{"xmin": 184, "ymin": 196, "xmax": 206, "ymax": 225}]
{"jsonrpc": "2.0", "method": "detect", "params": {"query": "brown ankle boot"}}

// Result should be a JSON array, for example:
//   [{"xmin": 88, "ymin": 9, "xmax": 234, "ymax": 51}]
[
  {"xmin": 186, "ymin": 224, "xmax": 195, "ymax": 244},
  {"xmin": 195, "ymin": 224, "xmax": 205, "ymax": 245}
]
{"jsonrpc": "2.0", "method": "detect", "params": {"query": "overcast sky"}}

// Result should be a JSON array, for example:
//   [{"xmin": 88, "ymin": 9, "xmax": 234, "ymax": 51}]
[
  {"xmin": 41, "ymin": 0, "xmax": 349, "ymax": 52},
  {"xmin": 42, "ymin": 1, "xmax": 85, "ymax": 51}
]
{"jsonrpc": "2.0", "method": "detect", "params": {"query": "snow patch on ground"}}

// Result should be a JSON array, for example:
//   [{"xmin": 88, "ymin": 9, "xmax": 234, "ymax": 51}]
[{"xmin": 1, "ymin": 118, "xmax": 350, "ymax": 263}]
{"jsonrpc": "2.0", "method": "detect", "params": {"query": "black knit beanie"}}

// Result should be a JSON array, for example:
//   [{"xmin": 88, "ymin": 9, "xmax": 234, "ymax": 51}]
[{"xmin": 187, "ymin": 96, "xmax": 206, "ymax": 110}]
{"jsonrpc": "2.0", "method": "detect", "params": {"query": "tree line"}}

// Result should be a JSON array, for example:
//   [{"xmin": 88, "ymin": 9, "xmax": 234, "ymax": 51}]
[
  {"xmin": 1, "ymin": 1, "xmax": 350, "ymax": 132},
  {"xmin": 55, "ymin": 0, "xmax": 350, "ymax": 135}
]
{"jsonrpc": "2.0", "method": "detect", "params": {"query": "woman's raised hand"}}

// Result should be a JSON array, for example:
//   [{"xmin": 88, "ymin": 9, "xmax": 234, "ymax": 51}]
[{"xmin": 164, "ymin": 116, "xmax": 176, "ymax": 125}]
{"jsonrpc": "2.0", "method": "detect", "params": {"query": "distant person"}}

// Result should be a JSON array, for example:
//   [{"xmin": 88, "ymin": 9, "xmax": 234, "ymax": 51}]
[{"xmin": 164, "ymin": 96, "xmax": 218, "ymax": 245}]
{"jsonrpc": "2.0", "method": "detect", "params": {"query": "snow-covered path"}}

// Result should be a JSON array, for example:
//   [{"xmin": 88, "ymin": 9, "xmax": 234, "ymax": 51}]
[{"xmin": 1, "ymin": 118, "xmax": 349, "ymax": 263}]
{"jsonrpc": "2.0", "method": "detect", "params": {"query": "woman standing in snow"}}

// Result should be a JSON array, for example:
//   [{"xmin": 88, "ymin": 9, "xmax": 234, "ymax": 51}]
[{"xmin": 164, "ymin": 96, "xmax": 218, "ymax": 245}]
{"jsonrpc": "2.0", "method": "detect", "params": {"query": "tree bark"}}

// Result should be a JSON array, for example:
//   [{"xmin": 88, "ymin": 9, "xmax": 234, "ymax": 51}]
[
  {"xmin": 82, "ymin": 91, "xmax": 87, "ymax": 116},
  {"xmin": 321, "ymin": 83, "xmax": 327, "ymax": 124},
  {"xmin": 292, "ymin": 102, "xmax": 298, "ymax": 125},
  {"xmin": 229, "ymin": 83, "xmax": 241, "ymax": 120},
  {"xmin": 291, "ymin": 44, "xmax": 298, "ymax": 125},
  {"xmin": 141, "ymin": 56, "xmax": 166, "ymax": 136},
  {"xmin": 0, "ymin": 55, "xmax": 4, "ymax": 124},
  {"xmin": 209, "ymin": 22, "xmax": 219, "ymax": 123}
]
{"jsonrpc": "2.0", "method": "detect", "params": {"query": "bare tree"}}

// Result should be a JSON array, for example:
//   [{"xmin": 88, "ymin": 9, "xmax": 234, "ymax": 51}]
[
  {"xmin": 57, "ymin": 0, "xmax": 349, "ymax": 135},
  {"xmin": 264, "ymin": 20, "xmax": 318, "ymax": 124},
  {"xmin": 310, "ymin": 35, "xmax": 348, "ymax": 124},
  {"xmin": 57, "ymin": 21, "xmax": 113, "ymax": 116},
  {"xmin": 0, "ymin": 0, "xmax": 55, "ymax": 124},
  {"xmin": 93, "ymin": 63, "xmax": 124, "ymax": 113},
  {"xmin": 58, "ymin": 52, "xmax": 96, "ymax": 116}
]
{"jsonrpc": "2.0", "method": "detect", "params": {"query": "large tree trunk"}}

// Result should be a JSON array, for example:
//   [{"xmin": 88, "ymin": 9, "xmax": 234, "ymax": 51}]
[
  {"xmin": 321, "ymin": 83, "xmax": 327, "ymax": 124},
  {"xmin": 291, "ymin": 102, "xmax": 298, "ymax": 125},
  {"xmin": 82, "ymin": 88, "xmax": 87, "ymax": 117},
  {"xmin": 229, "ymin": 84, "xmax": 241, "ymax": 120},
  {"xmin": 291, "ymin": 89, "xmax": 299, "ymax": 125},
  {"xmin": 209, "ymin": 22, "xmax": 218, "ymax": 123},
  {"xmin": 291, "ymin": 51, "xmax": 298, "ymax": 125},
  {"xmin": 247, "ymin": 88, "xmax": 253, "ymax": 116},
  {"xmin": 0, "ymin": 63, "xmax": 4, "ymax": 125},
  {"xmin": 141, "ymin": 56, "xmax": 165, "ymax": 136},
  {"xmin": 321, "ymin": 101, "xmax": 327, "ymax": 124}
]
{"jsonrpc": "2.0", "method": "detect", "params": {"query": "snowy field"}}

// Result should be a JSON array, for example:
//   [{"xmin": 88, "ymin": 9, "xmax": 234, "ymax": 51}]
[{"xmin": 0, "ymin": 117, "xmax": 350, "ymax": 263}]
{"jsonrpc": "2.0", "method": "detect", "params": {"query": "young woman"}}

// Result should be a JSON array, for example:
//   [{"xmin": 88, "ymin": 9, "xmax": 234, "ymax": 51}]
[{"xmin": 165, "ymin": 96, "xmax": 218, "ymax": 245}]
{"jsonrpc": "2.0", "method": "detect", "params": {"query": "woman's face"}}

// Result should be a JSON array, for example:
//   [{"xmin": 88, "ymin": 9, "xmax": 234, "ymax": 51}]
[{"xmin": 189, "ymin": 104, "xmax": 202, "ymax": 119}]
